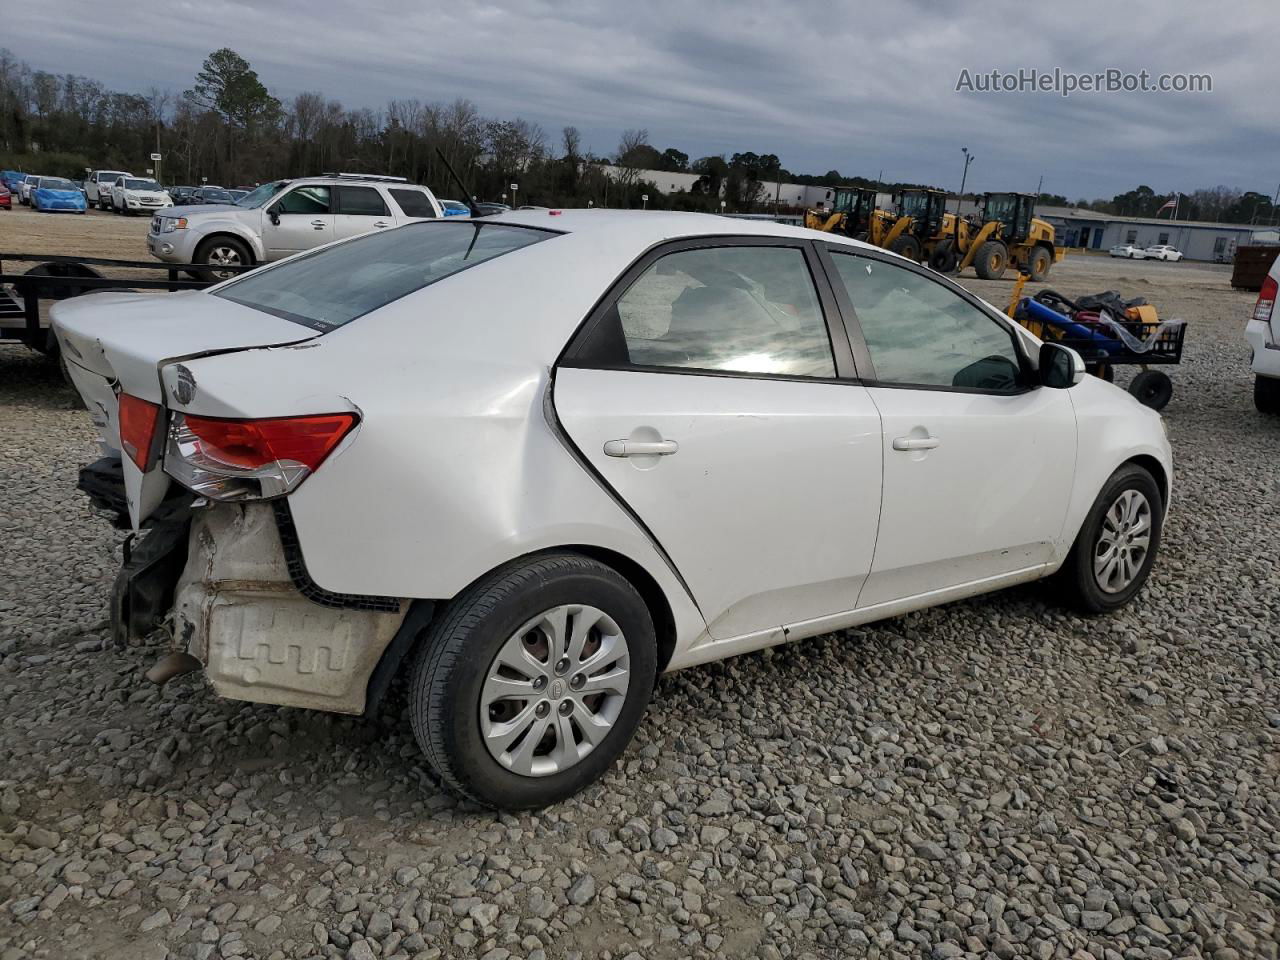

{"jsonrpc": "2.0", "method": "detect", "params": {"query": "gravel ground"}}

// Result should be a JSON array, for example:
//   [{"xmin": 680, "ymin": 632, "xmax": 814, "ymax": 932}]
[{"xmin": 2, "ymin": 251, "xmax": 1279, "ymax": 960}]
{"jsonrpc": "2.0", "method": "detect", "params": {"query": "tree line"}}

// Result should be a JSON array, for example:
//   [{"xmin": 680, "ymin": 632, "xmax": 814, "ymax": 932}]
[{"xmin": 1, "ymin": 46, "xmax": 1275, "ymax": 223}]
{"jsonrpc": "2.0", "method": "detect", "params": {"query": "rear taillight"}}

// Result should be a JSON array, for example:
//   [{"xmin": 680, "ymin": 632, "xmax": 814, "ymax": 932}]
[
  {"xmin": 1254, "ymin": 275, "xmax": 1277, "ymax": 323},
  {"xmin": 118, "ymin": 393, "xmax": 161, "ymax": 469},
  {"xmin": 165, "ymin": 411, "xmax": 357, "ymax": 501}
]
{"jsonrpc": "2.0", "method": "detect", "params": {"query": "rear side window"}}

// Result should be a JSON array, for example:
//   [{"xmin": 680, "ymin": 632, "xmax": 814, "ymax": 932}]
[
  {"xmin": 389, "ymin": 189, "xmax": 437, "ymax": 218},
  {"xmin": 215, "ymin": 221, "xmax": 554, "ymax": 331},
  {"xmin": 336, "ymin": 186, "xmax": 389, "ymax": 216},
  {"xmin": 572, "ymin": 245, "xmax": 835, "ymax": 378}
]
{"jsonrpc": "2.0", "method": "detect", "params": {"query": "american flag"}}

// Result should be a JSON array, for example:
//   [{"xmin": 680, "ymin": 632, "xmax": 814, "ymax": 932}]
[{"xmin": 1157, "ymin": 197, "xmax": 1177, "ymax": 215}]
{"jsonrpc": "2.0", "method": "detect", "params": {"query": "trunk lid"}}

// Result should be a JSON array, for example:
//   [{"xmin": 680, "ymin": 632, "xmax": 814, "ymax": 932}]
[{"xmin": 53, "ymin": 289, "xmax": 316, "ymax": 529}]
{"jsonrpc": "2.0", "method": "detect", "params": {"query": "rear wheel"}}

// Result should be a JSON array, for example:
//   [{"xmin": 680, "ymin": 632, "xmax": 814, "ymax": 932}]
[
  {"xmin": 409, "ymin": 553, "xmax": 657, "ymax": 809},
  {"xmin": 929, "ymin": 240, "xmax": 958, "ymax": 273},
  {"xmin": 194, "ymin": 237, "xmax": 251, "ymax": 281},
  {"xmin": 975, "ymin": 240, "xmax": 1009, "ymax": 279},
  {"xmin": 889, "ymin": 234, "xmax": 922, "ymax": 261},
  {"xmin": 1255, "ymin": 374, "xmax": 1280, "ymax": 414},
  {"xmin": 1058, "ymin": 464, "xmax": 1162, "ymax": 614},
  {"xmin": 1025, "ymin": 246, "xmax": 1052, "ymax": 281},
  {"xmin": 1128, "ymin": 370, "xmax": 1173, "ymax": 410}
]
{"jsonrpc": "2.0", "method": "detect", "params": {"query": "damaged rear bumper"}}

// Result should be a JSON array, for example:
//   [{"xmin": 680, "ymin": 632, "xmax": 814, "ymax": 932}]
[{"xmin": 171, "ymin": 502, "xmax": 410, "ymax": 715}]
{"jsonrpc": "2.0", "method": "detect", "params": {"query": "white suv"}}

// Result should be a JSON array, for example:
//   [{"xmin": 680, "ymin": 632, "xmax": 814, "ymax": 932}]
[
  {"xmin": 147, "ymin": 174, "xmax": 445, "ymax": 277},
  {"xmin": 1248, "ymin": 256, "xmax": 1280, "ymax": 413},
  {"xmin": 85, "ymin": 170, "xmax": 131, "ymax": 210},
  {"xmin": 111, "ymin": 176, "xmax": 173, "ymax": 215}
]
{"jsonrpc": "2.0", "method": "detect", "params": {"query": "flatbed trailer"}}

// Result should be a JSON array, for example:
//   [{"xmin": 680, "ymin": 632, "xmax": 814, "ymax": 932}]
[{"xmin": 0, "ymin": 252, "xmax": 250, "ymax": 354}]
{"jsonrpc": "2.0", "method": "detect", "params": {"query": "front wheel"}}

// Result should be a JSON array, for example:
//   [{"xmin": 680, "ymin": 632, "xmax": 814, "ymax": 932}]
[
  {"xmin": 974, "ymin": 240, "xmax": 1008, "ymax": 279},
  {"xmin": 409, "ymin": 553, "xmax": 657, "ymax": 809},
  {"xmin": 1057, "ymin": 464, "xmax": 1163, "ymax": 614},
  {"xmin": 194, "ymin": 237, "xmax": 251, "ymax": 281}
]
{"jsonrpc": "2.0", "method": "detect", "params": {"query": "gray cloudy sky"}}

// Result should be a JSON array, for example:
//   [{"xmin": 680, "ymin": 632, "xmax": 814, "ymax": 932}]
[{"xmin": 8, "ymin": 0, "xmax": 1277, "ymax": 198}]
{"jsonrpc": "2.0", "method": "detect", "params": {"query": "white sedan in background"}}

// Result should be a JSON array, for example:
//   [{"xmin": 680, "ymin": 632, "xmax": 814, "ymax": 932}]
[
  {"xmin": 1109, "ymin": 243, "xmax": 1146, "ymax": 259},
  {"xmin": 52, "ymin": 212, "xmax": 1172, "ymax": 809},
  {"xmin": 1144, "ymin": 245, "xmax": 1184, "ymax": 261}
]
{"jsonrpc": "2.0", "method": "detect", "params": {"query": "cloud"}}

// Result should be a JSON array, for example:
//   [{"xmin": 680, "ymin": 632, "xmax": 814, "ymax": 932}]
[{"xmin": 7, "ymin": 0, "xmax": 1277, "ymax": 197}]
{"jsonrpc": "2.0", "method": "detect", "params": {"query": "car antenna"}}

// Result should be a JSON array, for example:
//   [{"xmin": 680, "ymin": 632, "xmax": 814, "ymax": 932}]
[{"xmin": 435, "ymin": 149, "xmax": 482, "ymax": 217}]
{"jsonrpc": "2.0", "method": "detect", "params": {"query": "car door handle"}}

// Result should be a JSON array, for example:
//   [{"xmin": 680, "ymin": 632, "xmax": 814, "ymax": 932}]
[
  {"xmin": 310, "ymin": 219, "xmax": 326, "ymax": 229},
  {"xmin": 372, "ymin": 221, "xmax": 390, "ymax": 229},
  {"xmin": 603, "ymin": 439, "xmax": 679, "ymax": 458},
  {"xmin": 892, "ymin": 436, "xmax": 940, "ymax": 452}
]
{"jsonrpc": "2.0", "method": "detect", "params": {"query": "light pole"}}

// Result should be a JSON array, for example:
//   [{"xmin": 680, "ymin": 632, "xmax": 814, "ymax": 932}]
[{"xmin": 957, "ymin": 147, "xmax": 974, "ymax": 219}]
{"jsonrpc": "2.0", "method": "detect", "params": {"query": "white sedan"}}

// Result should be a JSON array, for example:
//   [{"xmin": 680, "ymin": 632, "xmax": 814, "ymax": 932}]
[
  {"xmin": 1109, "ymin": 243, "xmax": 1146, "ymax": 259},
  {"xmin": 52, "ymin": 212, "xmax": 1172, "ymax": 808},
  {"xmin": 1144, "ymin": 245, "xmax": 1184, "ymax": 261}
]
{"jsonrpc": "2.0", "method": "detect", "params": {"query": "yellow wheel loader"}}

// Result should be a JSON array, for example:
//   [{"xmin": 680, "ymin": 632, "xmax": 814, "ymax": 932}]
[
  {"xmin": 805, "ymin": 186, "xmax": 885, "ymax": 240},
  {"xmin": 884, "ymin": 188, "xmax": 948, "ymax": 262},
  {"xmin": 932, "ymin": 192, "xmax": 1063, "ymax": 281}
]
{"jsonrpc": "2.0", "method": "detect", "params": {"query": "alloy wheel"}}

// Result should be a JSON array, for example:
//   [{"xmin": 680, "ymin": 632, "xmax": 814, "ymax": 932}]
[
  {"xmin": 1093, "ymin": 489, "xmax": 1152, "ymax": 593},
  {"xmin": 206, "ymin": 246, "xmax": 242, "ymax": 278},
  {"xmin": 479, "ymin": 604, "xmax": 630, "ymax": 777}
]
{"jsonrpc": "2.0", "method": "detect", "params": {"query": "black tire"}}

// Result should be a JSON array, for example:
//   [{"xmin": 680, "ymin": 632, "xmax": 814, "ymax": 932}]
[
  {"xmin": 1128, "ymin": 370, "xmax": 1173, "ymax": 410},
  {"xmin": 889, "ymin": 234, "xmax": 922, "ymax": 261},
  {"xmin": 1058, "ymin": 463, "xmax": 1163, "ymax": 614},
  {"xmin": 974, "ymin": 240, "xmax": 1009, "ymax": 279},
  {"xmin": 194, "ymin": 236, "xmax": 251, "ymax": 281},
  {"xmin": 1255, "ymin": 375, "xmax": 1280, "ymax": 414},
  {"xmin": 929, "ymin": 240, "xmax": 958, "ymax": 273},
  {"xmin": 1025, "ymin": 246, "xmax": 1052, "ymax": 281},
  {"xmin": 409, "ymin": 553, "xmax": 657, "ymax": 809}
]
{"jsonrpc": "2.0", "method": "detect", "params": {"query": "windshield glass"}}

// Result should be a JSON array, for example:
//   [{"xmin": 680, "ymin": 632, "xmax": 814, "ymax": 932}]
[
  {"xmin": 201, "ymin": 189, "xmax": 233, "ymax": 202},
  {"xmin": 215, "ymin": 221, "xmax": 555, "ymax": 331},
  {"xmin": 40, "ymin": 178, "xmax": 77, "ymax": 190},
  {"xmin": 126, "ymin": 179, "xmax": 161, "ymax": 190},
  {"xmin": 97, "ymin": 172, "xmax": 127, "ymax": 182},
  {"xmin": 984, "ymin": 195, "xmax": 1017, "ymax": 225},
  {"xmin": 235, "ymin": 181, "xmax": 287, "ymax": 208}
]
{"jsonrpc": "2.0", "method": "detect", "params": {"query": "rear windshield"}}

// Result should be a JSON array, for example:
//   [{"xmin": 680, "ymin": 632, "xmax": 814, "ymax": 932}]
[{"xmin": 214, "ymin": 221, "xmax": 555, "ymax": 331}]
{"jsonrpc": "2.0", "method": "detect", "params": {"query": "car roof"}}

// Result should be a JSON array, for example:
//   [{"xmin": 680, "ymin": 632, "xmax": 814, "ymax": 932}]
[{"xmin": 474, "ymin": 208, "xmax": 873, "ymax": 250}]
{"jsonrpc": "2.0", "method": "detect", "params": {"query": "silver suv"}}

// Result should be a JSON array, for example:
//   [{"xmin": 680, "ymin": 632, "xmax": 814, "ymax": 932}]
[{"xmin": 147, "ymin": 174, "xmax": 445, "ymax": 277}]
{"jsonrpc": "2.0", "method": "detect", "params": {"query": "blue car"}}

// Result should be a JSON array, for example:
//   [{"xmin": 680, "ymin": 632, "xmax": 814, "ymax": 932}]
[
  {"xmin": 1, "ymin": 170, "xmax": 26, "ymax": 194},
  {"xmin": 439, "ymin": 199, "xmax": 471, "ymax": 217},
  {"xmin": 31, "ymin": 176, "xmax": 88, "ymax": 213}
]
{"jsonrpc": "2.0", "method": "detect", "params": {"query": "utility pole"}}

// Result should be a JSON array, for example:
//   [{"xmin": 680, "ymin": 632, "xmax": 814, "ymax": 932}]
[
  {"xmin": 957, "ymin": 147, "xmax": 974, "ymax": 219},
  {"xmin": 1035, "ymin": 174, "xmax": 1043, "ymax": 197}
]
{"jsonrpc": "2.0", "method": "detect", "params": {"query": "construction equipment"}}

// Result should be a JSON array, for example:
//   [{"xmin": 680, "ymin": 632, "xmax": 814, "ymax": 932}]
[
  {"xmin": 937, "ymin": 192, "xmax": 1063, "ymax": 281},
  {"xmin": 804, "ymin": 186, "xmax": 884, "ymax": 240},
  {"xmin": 887, "ymin": 188, "xmax": 949, "ymax": 262}
]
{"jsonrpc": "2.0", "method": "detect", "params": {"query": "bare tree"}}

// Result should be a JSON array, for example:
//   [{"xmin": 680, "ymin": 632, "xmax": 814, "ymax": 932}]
[{"xmin": 561, "ymin": 125, "xmax": 581, "ymax": 162}]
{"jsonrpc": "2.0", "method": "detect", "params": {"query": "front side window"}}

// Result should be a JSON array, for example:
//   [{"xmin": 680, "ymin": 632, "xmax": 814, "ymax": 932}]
[
  {"xmin": 275, "ymin": 186, "xmax": 329, "ymax": 214},
  {"xmin": 829, "ymin": 252, "xmax": 1023, "ymax": 391},
  {"xmin": 215, "ymin": 221, "xmax": 553, "ymax": 331},
  {"xmin": 575, "ymin": 245, "xmax": 834, "ymax": 378},
  {"xmin": 336, "ymin": 186, "xmax": 389, "ymax": 216}
]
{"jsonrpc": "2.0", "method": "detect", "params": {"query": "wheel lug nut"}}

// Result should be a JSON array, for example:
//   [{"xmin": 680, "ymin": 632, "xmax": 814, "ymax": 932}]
[
  {"xmin": 569, "ymin": 674, "xmax": 585, "ymax": 691},
  {"xmin": 558, "ymin": 700, "xmax": 573, "ymax": 716},
  {"xmin": 535, "ymin": 701, "xmax": 550, "ymax": 718},
  {"xmin": 554, "ymin": 657, "xmax": 570, "ymax": 676},
  {"xmin": 532, "ymin": 676, "xmax": 547, "ymax": 691}
]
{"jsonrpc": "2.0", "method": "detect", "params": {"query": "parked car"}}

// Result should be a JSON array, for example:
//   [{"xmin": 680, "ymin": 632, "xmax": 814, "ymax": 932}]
[
  {"xmin": 0, "ymin": 184, "xmax": 10, "ymax": 210},
  {"xmin": 1247, "ymin": 256, "xmax": 1280, "ymax": 413},
  {"xmin": 110, "ymin": 176, "xmax": 172, "ymax": 215},
  {"xmin": 32, "ymin": 177, "xmax": 88, "ymax": 213},
  {"xmin": 2, "ymin": 170, "xmax": 26, "ymax": 195},
  {"xmin": 20, "ymin": 174, "xmax": 42, "ymax": 205},
  {"xmin": 1144, "ymin": 245, "xmax": 1184, "ymax": 262},
  {"xmin": 228, "ymin": 189, "xmax": 249, "ymax": 202},
  {"xmin": 439, "ymin": 198, "xmax": 470, "ymax": 217},
  {"xmin": 55, "ymin": 212, "xmax": 1172, "ymax": 809},
  {"xmin": 169, "ymin": 186, "xmax": 196, "ymax": 204},
  {"xmin": 1109, "ymin": 244, "xmax": 1146, "ymax": 259},
  {"xmin": 85, "ymin": 170, "xmax": 132, "ymax": 210},
  {"xmin": 474, "ymin": 202, "xmax": 511, "ymax": 217},
  {"xmin": 187, "ymin": 187, "xmax": 235, "ymax": 205},
  {"xmin": 147, "ymin": 173, "xmax": 444, "ymax": 277}
]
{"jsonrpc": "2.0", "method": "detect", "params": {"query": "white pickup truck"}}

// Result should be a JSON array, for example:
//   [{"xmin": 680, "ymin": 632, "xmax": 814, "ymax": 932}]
[{"xmin": 84, "ymin": 170, "xmax": 132, "ymax": 210}]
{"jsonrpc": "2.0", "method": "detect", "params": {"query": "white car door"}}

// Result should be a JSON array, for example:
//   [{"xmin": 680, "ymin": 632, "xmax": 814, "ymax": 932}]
[
  {"xmin": 332, "ymin": 185, "xmax": 394, "ymax": 241},
  {"xmin": 554, "ymin": 240, "xmax": 883, "ymax": 641},
  {"xmin": 822, "ymin": 248, "xmax": 1077, "ymax": 608},
  {"xmin": 263, "ymin": 185, "xmax": 335, "ymax": 258}
]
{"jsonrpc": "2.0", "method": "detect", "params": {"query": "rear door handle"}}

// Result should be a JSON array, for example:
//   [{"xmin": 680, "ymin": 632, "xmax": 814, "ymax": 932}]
[
  {"xmin": 892, "ymin": 436, "xmax": 940, "ymax": 451},
  {"xmin": 372, "ymin": 221, "xmax": 390, "ymax": 229},
  {"xmin": 311, "ymin": 219, "xmax": 326, "ymax": 229},
  {"xmin": 603, "ymin": 439, "xmax": 679, "ymax": 458}
]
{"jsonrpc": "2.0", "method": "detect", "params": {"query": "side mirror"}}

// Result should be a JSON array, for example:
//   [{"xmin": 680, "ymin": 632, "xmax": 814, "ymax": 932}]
[
  {"xmin": 268, "ymin": 207, "xmax": 281, "ymax": 225},
  {"xmin": 1039, "ymin": 342, "xmax": 1086, "ymax": 388}
]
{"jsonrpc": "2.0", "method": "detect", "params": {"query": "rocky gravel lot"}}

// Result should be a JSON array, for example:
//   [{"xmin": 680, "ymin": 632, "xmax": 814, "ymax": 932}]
[{"xmin": 2, "ymin": 253, "xmax": 1279, "ymax": 960}]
